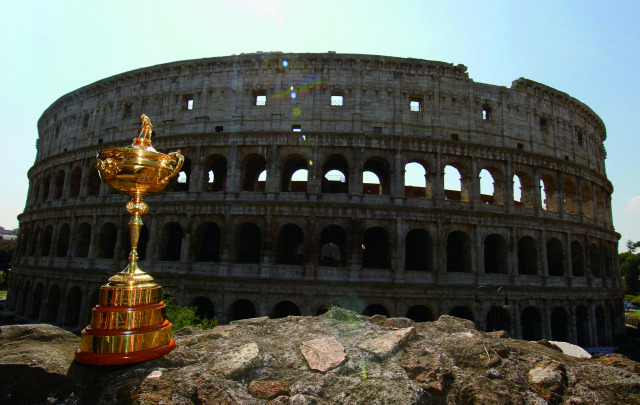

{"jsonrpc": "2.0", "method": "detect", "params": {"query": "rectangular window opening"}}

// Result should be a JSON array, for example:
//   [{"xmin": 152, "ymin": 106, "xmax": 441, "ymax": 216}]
[
  {"xmin": 482, "ymin": 104, "xmax": 492, "ymax": 120},
  {"xmin": 373, "ymin": 126, "xmax": 382, "ymax": 134},
  {"xmin": 182, "ymin": 95, "xmax": 194, "ymax": 110},
  {"xmin": 98, "ymin": 138, "xmax": 103, "ymax": 144},
  {"xmin": 331, "ymin": 95, "xmax": 344, "ymax": 106},
  {"xmin": 123, "ymin": 102, "xmax": 132, "ymax": 118},
  {"xmin": 187, "ymin": 99, "xmax": 194, "ymax": 110},
  {"xmin": 256, "ymin": 94, "xmax": 267, "ymax": 106},
  {"xmin": 215, "ymin": 126, "xmax": 224, "ymax": 133},
  {"xmin": 517, "ymin": 143, "xmax": 524, "ymax": 150},
  {"xmin": 292, "ymin": 125, "xmax": 302, "ymax": 132},
  {"xmin": 410, "ymin": 98, "xmax": 422, "ymax": 112},
  {"xmin": 540, "ymin": 117, "xmax": 549, "ymax": 133},
  {"xmin": 451, "ymin": 133, "xmax": 459, "ymax": 141}
]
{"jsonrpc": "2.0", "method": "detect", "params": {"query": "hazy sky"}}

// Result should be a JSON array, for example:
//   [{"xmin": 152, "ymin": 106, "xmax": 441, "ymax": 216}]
[{"xmin": 1, "ymin": 1, "xmax": 638, "ymax": 250}]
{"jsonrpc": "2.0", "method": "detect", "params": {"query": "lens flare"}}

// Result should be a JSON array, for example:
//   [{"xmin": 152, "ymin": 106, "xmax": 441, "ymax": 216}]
[
  {"xmin": 291, "ymin": 92, "xmax": 297, "ymax": 99},
  {"xmin": 290, "ymin": 86, "xmax": 294, "ymax": 90},
  {"xmin": 301, "ymin": 134, "xmax": 307, "ymax": 141},
  {"xmin": 282, "ymin": 60, "xmax": 288, "ymax": 67},
  {"xmin": 308, "ymin": 160, "xmax": 314, "ymax": 166},
  {"xmin": 292, "ymin": 107, "xmax": 302, "ymax": 116}
]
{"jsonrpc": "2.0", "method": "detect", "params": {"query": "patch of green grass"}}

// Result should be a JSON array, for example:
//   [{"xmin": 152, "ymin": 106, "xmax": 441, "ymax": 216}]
[{"xmin": 626, "ymin": 310, "xmax": 640, "ymax": 318}]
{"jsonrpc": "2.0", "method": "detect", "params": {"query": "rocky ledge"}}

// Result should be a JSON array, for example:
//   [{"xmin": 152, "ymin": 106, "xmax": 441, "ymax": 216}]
[{"xmin": 1, "ymin": 308, "xmax": 640, "ymax": 404}]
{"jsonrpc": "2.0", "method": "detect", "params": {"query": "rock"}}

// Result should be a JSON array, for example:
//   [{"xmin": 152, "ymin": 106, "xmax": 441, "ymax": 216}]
[
  {"xmin": 211, "ymin": 342, "xmax": 260, "ymax": 379},
  {"xmin": 299, "ymin": 336, "xmax": 346, "ymax": 372},
  {"xmin": 537, "ymin": 339, "xmax": 563, "ymax": 352},
  {"xmin": 248, "ymin": 380, "xmax": 290, "ymax": 399},
  {"xmin": 594, "ymin": 353, "xmax": 640, "ymax": 375},
  {"xmin": 358, "ymin": 327, "xmax": 417, "ymax": 359},
  {"xmin": 433, "ymin": 314, "xmax": 476, "ymax": 333},
  {"xmin": 527, "ymin": 360, "xmax": 567, "ymax": 404},
  {"xmin": 549, "ymin": 341, "xmax": 592, "ymax": 358}
]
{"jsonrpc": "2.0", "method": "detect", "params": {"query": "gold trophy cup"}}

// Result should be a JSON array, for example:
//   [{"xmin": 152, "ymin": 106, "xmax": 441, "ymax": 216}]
[{"xmin": 75, "ymin": 114, "xmax": 184, "ymax": 365}]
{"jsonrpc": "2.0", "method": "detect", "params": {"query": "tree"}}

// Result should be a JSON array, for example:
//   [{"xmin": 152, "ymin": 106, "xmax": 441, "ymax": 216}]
[
  {"xmin": 621, "ymin": 241, "xmax": 640, "ymax": 295},
  {"xmin": 0, "ymin": 244, "xmax": 14, "ymax": 287}
]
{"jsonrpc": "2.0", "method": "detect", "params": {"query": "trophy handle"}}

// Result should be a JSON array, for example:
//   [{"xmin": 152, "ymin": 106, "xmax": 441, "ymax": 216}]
[{"xmin": 157, "ymin": 151, "xmax": 184, "ymax": 186}]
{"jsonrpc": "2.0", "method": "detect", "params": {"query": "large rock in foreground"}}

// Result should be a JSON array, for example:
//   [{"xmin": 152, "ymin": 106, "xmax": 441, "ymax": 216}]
[{"xmin": 1, "ymin": 309, "xmax": 640, "ymax": 404}]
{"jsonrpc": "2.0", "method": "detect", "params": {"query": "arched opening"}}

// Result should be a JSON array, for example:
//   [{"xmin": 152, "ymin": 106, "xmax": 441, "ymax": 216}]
[
  {"xmin": 159, "ymin": 222, "xmax": 183, "ymax": 261},
  {"xmin": 19, "ymin": 281, "xmax": 31, "ymax": 315},
  {"xmin": 363, "ymin": 157, "xmax": 390, "ymax": 195},
  {"xmin": 322, "ymin": 154, "xmax": 348, "ymax": 194},
  {"xmin": 30, "ymin": 283, "xmax": 44, "ymax": 319},
  {"xmin": 281, "ymin": 155, "xmax": 309, "ymax": 192},
  {"xmin": 275, "ymin": 224, "xmax": 304, "ymax": 265},
  {"xmin": 405, "ymin": 229, "xmax": 433, "ymax": 271},
  {"xmin": 237, "ymin": 223, "xmax": 261, "ymax": 264},
  {"xmin": 271, "ymin": 300, "xmax": 301, "ymax": 318},
  {"xmin": 172, "ymin": 157, "xmax": 192, "ymax": 192},
  {"xmin": 43, "ymin": 285, "xmax": 61, "ymax": 323},
  {"xmin": 363, "ymin": 304, "xmax": 390, "ymax": 317},
  {"xmin": 513, "ymin": 174, "xmax": 523, "ymax": 206},
  {"xmin": 449, "ymin": 306, "xmax": 474, "ymax": 322},
  {"xmin": 551, "ymin": 307, "xmax": 569, "ymax": 341},
  {"xmin": 97, "ymin": 222, "xmax": 118, "ymax": 259},
  {"xmin": 444, "ymin": 165, "xmax": 463, "ymax": 201},
  {"xmin": 406, "ymin": 305, "xmax": 435, "ymax": 322},
  {"xmin": 571, "ymin": 241, "xmax": 585, "ymax": 277},
  {"xmin": 74, "ymin": 223, "xmax": 91, "ymax": 258},
  {"xmin": 595, "ymin": 306, "xmax": 606, "ymax": 346},
  {"xmin": 86, "ymin": 167, "xmax": 101, "ymax": 196},
  {"xmin": 540, "ymin": 175, "xmax": 558, "ymax": 212},
  {"xmin": 447, "ymin": 231, "xmax": 471, "ymax": 273},
  {"xmin": 517, "ymin": 236, "xmax": 538, "ymax": 275},
  {"xmin": 194, "ymin": 222, "xmax": 221, "ymax": 262},
  {"xmin": 479, "ymin": 169, "xmax": 496, "ymax": 204},
  {"xmin": 576, "ymin": 305, "xmax": 590, "ymax": 347},
  {"xmin": 521, "ymin": 307, "xmax": 543, "ymax": 340},
  {"xmin": 42, "ymin": 175, "xmax": 51, "ymax": 201},
  {"xmin": 589, "ymin": 244, "xmax": 601, "ymax": 278},
  {"xmin": 486, "ymin": 306, "xmax": 510, "ymax": 333},
  {"xmin": 191, "ymin": 296, "xmax": 216, "ymax": 319},
  {"xmin": 595, "ymin": 189, "xmax": 605, "ymax": 221},
  {"xmin": 547, "ymin": 238, "xmax": 565, "ymax": 276},
  {"xmin": 404, "ymin": 162, "xmax": 430, "ymax": 198},
  {"xmin": 563, "ymin": 179, "xmax": 579, "ymax": 215},
  {"xmin": 362, "ymin": 227, "xmax": 390, "ymax": 269},
  {"xmin": 53, "ymin": 170, "xmax": 65, "ymax": 200},
  {"xmin": 28, "ymin": 227, "xmax": 39, "ymax": 256},
  {"xmin": 56, "ymin": 224, "xmax": 70, "ymax": 257},
  {"xmin": 484, "ymin": 234, "xmax": 507, "ymax": 274},
  {"xmin": 242, "ymin": 155, "xmax": 267, "ymax": 191},
  {"xmin": 41, "ymin": 225, "xmax": 53, "ymax": 256},
  {"xmin": 229, "ymin": 299, "xmax": 257, "ymax": 321},
  {"xmin": 68, "ymin": 167, "xmax": 82, "ymax": 198},
  {"xmin": 582, "ymin": 184, "xmax": 594, "ymax": 218},
  {"xmin": 319, "ymin": 225, "xmax": 347, "ymax": 267},
  {"xmin": 204, "ymin": 154, "xmax": 227, "ymax": 192},
  {"xmin": 603, "ymin": 248, "xmax": 612, "ymax": 278},
  {"xmin": 64, "ymin": 287, "xmax": 82, "ymax": 327}
]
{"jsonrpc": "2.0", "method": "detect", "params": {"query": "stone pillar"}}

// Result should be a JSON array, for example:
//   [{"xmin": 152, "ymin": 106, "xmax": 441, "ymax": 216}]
[
  {"xmin": 532, "ymin": 167, "xmax": 541, "ymax": 215},
  {"xmin": 227, "ymin": 142, "xmax": 239, "ymax": 194},
  {"xmin": 540, "ymin": 229, "xmax": 548, "ymax": 277},
  {"xmin": 467, "ymin": 157, "xmax": 479, "ymax": 207},
  {"xmin": 393, "ymin": 150, "xmax": 403, "ymax": 200},
  {"xmin": 87, "ymin": 215, "xmax": 99, "ymax": 259},
  {"xmin": 395, "ymin": 220, "xmax": 405, "ymax": 282},
  {"xmin": 504, "ymin": 159, "xmax": 514, "ymax": 212},
  {"xmin": 543, "ymin": 300, "xmax": 552, "ymax": 340},
  {"xmin": 589, "ymin": 302, "xmax": 597, "ymax": 347},
  {"xmin": 433, "ymin": 153, "xmax": 444, "ymax": 207},
  {"xmin": 473, "ymin": 224, "xmax": 482, "ymax": 275}
]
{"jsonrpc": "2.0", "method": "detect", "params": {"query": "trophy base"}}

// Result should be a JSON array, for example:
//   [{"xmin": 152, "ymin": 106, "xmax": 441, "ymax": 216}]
[{"xmin": 75, "ymin": 339, "xmax": 175, "ymax": 366}]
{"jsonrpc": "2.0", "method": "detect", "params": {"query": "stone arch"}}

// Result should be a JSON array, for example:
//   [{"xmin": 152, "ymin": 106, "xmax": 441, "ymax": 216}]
[
  {"xmin": 322, "ymin": 154, "xmax": 348, "ymax": 194},
  {"xmin": 547, "ymin": 238, "xmax": 565, "ymax": 276},
  {"xmin": 363, "ymin": 157, "xmax": 390, "ymax": 195},
  {"xmin": 449, "ymin": 306, "xmax": 474, "ymax": 322},
  {"xmin": 571, "ymin": 240, "xmax": 585, "ymax": 277},
  {"xmin": 576, "ymin": 305, "xmax": 590, "ymax": 346},
  {"xmin": 444, "ymin": 164, "xmax": 466, "ymax": 201},
  {"xmin": 74, "ymin": 223, "xmax": 91, "ymax": 258},
  {"xmin": 271, "ymin": 300, "xmax": 302, "ymax": 318},
  {"xmin": 521, "ymin": 307, "xmax": 543, "ymax": 340},
  {"xmin": 159, "ymin": 222, "xmax": 183, "ymax": 261},
  {"xmin": 540, "ymin": 174, "xmax": 559, "ymax": 212},
  {"xmin": 551, "ymin": 307, "xmax": 569, "ymax": 341},
  {"xmin": 563, "ymin": 178, "xmax": 579, "ymax": 215},
  {"xmin": 56, "ymin": 223, "xmax": 71, "ymax": 257},
  {"xmin": 41, "ymin": 174, "xmax": 51, "ymax": 201},
  {"xmin": 479, "ymin": 166, "xmax": 503, "ymax": 205},
  {"xmin": 404, "ymin": 161, "xmax": 430, "ymax": 198},
  {"xmin": 193, "ymin": 222, "xmax": 221, "ymax": 262},
  {"xmin": 405, "ymin": 229, "xmax": 433, "ymax": 271},
  {"xmin": 602, "ymin": 247, "xmax": 612, "ymax": 278},
  {"xmin": 363, "ymin": 303, "xmax": 390, "ymax": 317},
  {"xmin": 19, "ymin": 280, "xmax": 31, "ymax": 315},
  {"xmin": 275, "ymin": 223, "xmax": 304, "ymax": 265},
  {"xmin": 242, "ymin": 154, "xmax": 267, "ymax": 192},
  {"xmin": 41, "ymin": 225, "xmax": 53, "ymax": 256},
  {"xmin": 30, "ymin": 282, "xmax": 45, "ymax": 319},
  {"xmin": 68, "ymin": 167, "xmax": 82, "ymax": 198},
  {"xmin": 362, "ymin": 226, "xmax": 390, "ymax": 269},
  {"xmin": 43, "ymin": 285, "xmax": 61, "ymax": 323},
  {"xmin": 53, "ymin": 170, "xmax": 65, "ymax": 200},
  {"xmin": 172, "ymin": 156, "xmax": 192, "ymax": 192},
  {"xmin": 237, "ymin": 222, "xmax": 261, "ymax": 264},
  {"xmin": 190, "ymin": 296, "xmax": 216, "ymax": 319},
  {"xmin": 85, "ymin": 166, "xmax": 101, "ymax": 196},
  {"xmin": 204, "ymin": 154, "xmax": 227, "ymax": 192},
  {"xmin": 281, "ymin": 154, "xmax": 309, "ymax": 192},
  {"xmin": 319, "ymin": 225, "xmax": 347, "ymax": 267},
  {"xmin": 97, "ymin": 222, "xmax": 118, "ymax": 259},
  {"xmin": 447, "ymin": 230, "xmax": 471, "ymax": 273},
  {"xmin": 484, "ymin": 233, "xmax": 507, "ymax": 274},
  {"xmin": 406, "ymin": 305, "xmax": 435, "ymax": 322},
  {"xmin": 486, "ymin": 306, "xmax": 510, "ymax": 333},
  {"xmin": 589, "ymin": 244, "xmax": 601, "ymax": 278},
  {"xmin": 582, "ymin": 183, "xmax": 594, "ymax": 218},
  {"xmin": 28, "ymin": 225, "xmax": 39, "ymax": 256},
  {"xmin": 595, "ymin": 305, "xmax": 606, "ymax": 346},
  {"xmin": 517, "ymin": 236, "xmax": 537, "ymax": 275},
  {"xmin": 64, "ymin": 286, "xmax": 82, "ymax": 327},
  {"xmin": 228, "ymin": 299, "xmax": 257, "ymax": 321},
  {"xmin": 513, "ymin": 172, "xmax": 534, "ymax": 208}
]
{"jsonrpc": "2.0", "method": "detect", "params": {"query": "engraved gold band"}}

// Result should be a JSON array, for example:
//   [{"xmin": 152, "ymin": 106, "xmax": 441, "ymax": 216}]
[
  {"xmin": 99, "ymin": 284, "xmax": 162, "ymax": 307},
  {"xmin": 91, "ymin": 303, "xmax": 166, "ymax": 330},
  {"xmin": 80, "ymin": 321, "xmax": 173, "ymax": 354}
]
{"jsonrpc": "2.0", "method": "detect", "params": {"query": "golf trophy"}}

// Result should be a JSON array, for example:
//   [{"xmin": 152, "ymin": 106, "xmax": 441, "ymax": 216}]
[{"xmin": 75, "ymin": 114, "xmax": 184, "ymax": 365}]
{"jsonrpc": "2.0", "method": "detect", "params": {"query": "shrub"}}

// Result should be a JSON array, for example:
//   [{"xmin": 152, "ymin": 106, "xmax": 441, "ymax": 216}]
[{"xmin": 163, "ymin": 294, "xmax": 218, "ymax": 331}]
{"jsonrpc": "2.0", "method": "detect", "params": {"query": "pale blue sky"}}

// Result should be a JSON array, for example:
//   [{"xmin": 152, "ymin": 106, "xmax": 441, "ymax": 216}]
[{"xmin": 1, "ymin": 1, "xmax": 638, "ymax": 250}]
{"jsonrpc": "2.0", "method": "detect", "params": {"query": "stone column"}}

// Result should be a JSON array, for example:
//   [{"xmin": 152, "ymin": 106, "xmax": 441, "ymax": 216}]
[
  {"xmin": 87, "ymin": 215, "xmax": 99, "ymax": 259},
  {"xmin": 543, "ymin": 300, "xmax": 552, "ymax": 340}
]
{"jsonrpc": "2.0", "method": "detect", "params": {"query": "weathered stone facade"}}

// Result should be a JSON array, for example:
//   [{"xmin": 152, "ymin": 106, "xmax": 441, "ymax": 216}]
[{"xmin": 8, "ymin": 53, "xmax": 622, "ymax": 347}]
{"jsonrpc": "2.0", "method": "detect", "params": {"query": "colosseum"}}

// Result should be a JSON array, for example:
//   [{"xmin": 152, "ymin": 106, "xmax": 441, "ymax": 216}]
[{"xmin": 7, "ymin": 52, "xmax": 623, "ymax": 348}]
